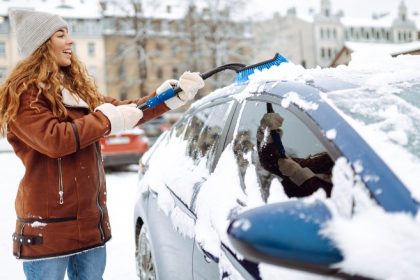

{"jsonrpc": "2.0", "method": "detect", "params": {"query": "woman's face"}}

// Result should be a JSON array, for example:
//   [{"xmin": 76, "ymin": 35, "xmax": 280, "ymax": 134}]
[{"xmin": 50, "ymin": 28, "xmax": 73, "ymax": 67}]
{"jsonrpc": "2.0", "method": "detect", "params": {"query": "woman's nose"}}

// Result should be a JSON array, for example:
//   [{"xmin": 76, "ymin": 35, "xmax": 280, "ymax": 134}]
[{"xmin": 67, "ymin": 36, "xmax": 74, "ymax": 45}]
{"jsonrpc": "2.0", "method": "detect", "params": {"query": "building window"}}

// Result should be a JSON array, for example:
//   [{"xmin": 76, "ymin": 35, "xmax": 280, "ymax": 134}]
[
  {"xmin": 0, "ymin": 42, "xmax": 5, "ymax": 57},
  {"xmin": 115, "ymin": 43, "xmax": 126, "ymax": 56},
  {"xmin": 88, "ymin": 66, "xmax": 97, "ymax": 78},
  {"xmin": 120, "ymin": 90, "xmax": 128, "ymax": 100},
  {"xmin": 118, "ymin": 64, "xmax": 126, "ymax": 81},
  {"xmin": 172, "ymin": 67, "xmax": 178, "ymax": 78},
  {"xmin": 171, "ymin": 45, "xmax": 178, "ymax": 56},
  {"xmin": 321, "ymin": 48, "xmax": 325, "ymax": 58},
  {"xmin": 88, "ymin": 42, "xmax": 96, "ymax": 57},
  {"xmin": 0, "ymin": 67, "xmax": 7, "ymax": 82},
  {"xmin": 157, "ymin": 67, "xmax": 163, "ymax": 79},
  {"xmin": 155, "ymin": 43, "xmax": 163, "ymax": 56},
  {"xmin": 320, "ymin": 28, "xmax": 324, "ymax": 39},
  {"xmin": 327, "ymin": 48, "xmax": 332, "ymax": 59}
]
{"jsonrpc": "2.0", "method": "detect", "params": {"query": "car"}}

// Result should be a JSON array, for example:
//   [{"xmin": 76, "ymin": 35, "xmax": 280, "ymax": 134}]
[
  {"xmin": 133, "ymin": 53, "xmax": 420, "ymax": 280},
  {"xmin": 139, "ymin": 116, "xmax": 171, "ymax": 146},
  {"xmin": 100, "ymin": 127, "xmax": 149, "ymax": 168}
]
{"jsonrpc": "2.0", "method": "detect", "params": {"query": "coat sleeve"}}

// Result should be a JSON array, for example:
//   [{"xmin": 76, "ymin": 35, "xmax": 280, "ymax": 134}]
[
  {"xmin": 8, "ymin": 90, "xmax": 110, "ymax": 158},
  {"xmin": 102, "ymin": 91, "xmax": 170, "ymax": 125}
]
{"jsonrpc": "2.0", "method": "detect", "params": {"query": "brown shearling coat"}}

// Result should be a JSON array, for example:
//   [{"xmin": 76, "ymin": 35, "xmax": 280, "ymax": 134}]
[{"xmin": 7, "ymin": 88, "xmax": 169, "ymax": 259}]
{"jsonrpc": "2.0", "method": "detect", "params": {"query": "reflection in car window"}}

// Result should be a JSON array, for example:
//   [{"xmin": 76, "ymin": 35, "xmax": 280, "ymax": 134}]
[
  {"xmin": 233, "ymin": 100, "xmax": 334, "ymax": 202},
  {"xmin": 184, "ymin": 102, "xmax": 233, "ymax": 169}
]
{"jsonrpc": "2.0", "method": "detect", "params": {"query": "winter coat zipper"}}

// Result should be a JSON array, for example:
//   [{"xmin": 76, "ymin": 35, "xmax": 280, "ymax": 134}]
[
  {"xmin": 95, "ymin": 142, "xmax": 105, "ymax": 241},
  {"xmin": 57, "ymin": 158, "xmax": 64, "ymax": 204}
]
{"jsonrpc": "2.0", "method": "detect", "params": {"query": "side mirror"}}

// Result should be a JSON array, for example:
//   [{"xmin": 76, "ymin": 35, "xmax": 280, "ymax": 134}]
[{"xmin": 227, "ymin": 200, "xmax": 343, "ymax": 276}]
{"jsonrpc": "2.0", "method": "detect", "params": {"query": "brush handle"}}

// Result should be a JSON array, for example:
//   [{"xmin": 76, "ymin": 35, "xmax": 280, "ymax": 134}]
[
  {"xmin": 137, "ymin": 63, "xmax": 245, "ymax": 111},
  {"xmin": 137, "ymin": 87, "xmax": 182, "ymax": 110}
]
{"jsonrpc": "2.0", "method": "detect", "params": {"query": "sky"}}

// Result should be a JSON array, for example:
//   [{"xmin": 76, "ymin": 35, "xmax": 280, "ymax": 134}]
[{"xmin": 246, "ymin": 0, "xmax": 420, "ymax": 20}]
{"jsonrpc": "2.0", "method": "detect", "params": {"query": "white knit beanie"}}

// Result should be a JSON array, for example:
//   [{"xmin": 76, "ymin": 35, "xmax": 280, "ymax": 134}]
[{"xmin": 9, "ymin": 9, "xmax": 68, "ymax": 58}]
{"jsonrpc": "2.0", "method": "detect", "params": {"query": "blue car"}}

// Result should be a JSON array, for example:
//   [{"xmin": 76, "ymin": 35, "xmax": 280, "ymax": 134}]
[{"xmin": 134, "ymin": 54, "xmax": 420, "ymax": 279}]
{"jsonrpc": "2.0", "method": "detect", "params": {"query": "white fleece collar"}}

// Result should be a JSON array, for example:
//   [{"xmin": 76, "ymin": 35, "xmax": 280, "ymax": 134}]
[{"xmin": 61, "ymin": 87, "xmax": 89, "ymax": 109}]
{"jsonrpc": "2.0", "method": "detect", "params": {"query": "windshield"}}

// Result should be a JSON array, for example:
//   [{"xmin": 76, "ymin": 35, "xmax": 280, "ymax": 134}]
[{"xmin": 324, "ymin": 80, "xmax": 420, "ymax": 201}]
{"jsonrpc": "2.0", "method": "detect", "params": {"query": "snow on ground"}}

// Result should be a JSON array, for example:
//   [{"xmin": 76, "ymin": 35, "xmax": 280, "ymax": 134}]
[{"xmin": 0, "ymin": 151, "xmax": 139, "ymax": 279}]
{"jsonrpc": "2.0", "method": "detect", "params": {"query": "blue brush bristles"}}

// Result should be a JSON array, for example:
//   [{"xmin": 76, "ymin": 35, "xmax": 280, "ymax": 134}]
[{"xmin": 235, "ymin": 53, "xmax": 288, "ymax": 84}]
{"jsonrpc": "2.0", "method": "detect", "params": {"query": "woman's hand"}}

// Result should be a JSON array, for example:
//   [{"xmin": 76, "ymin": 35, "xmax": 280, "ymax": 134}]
[
  {"xmin": 95, "ymin": 103, "xmax": 143, "ymax": 135},
  {"xmin": 157, "ymin": 71, "xmax": 204, "ymax": 109}
]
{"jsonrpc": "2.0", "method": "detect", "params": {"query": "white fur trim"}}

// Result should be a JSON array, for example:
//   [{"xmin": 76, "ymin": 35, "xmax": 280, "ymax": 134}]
[
  {"xmin": 95, "ymin": 103, "xmax": 124, "ymax": 135},
  {"xmin": 62, "ymin": 87, "xmax": 89, "ymax": 109}
]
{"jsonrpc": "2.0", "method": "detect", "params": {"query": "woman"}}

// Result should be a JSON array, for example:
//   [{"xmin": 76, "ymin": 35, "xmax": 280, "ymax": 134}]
[{"xmin": 0, "ymin": 9, "xmax": 204, "ymax": 279}]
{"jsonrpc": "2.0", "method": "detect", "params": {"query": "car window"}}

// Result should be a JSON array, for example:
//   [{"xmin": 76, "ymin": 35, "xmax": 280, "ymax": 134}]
[
  {"xmin": 233, "ymin": 100, "xmax": 334, "ymax": 202},
  {"xmin": 184, "ymin": 102, "xmax": 234, "ymax": 169},
  {"xmin": 153, "ymin": 101, "xmax": 234, "ymax": 208}
]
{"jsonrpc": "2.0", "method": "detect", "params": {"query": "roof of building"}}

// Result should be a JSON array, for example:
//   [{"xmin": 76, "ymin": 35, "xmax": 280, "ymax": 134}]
[
  {"xmin": 344, "ymin": 41, "xmax": 420, "ymax": 55},
  {"xmin": 0, "ymin": 0, "xmax": 103, "ymax": 19},
  {"xmin": 341, "ymin": 15, "xmax": 395, "ymax": 28}
]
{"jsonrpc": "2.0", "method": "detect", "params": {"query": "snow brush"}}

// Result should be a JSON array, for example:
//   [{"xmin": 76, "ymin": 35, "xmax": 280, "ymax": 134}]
[{"xmin": 137, "ymin": 53, "xmax": 288, "ymax": 111}]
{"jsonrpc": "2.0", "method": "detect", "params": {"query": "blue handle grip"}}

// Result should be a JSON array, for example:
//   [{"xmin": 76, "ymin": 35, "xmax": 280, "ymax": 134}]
[{"xmin": 146, "ymin": 87, "xmax": 176, "ymax": 109}]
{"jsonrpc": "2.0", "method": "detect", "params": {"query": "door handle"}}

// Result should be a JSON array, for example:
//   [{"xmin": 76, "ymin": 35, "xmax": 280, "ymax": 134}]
[
  {"xmin": 197, "ymin": 244, "xmax": 219, "ymax": 263},
  {"xmin": 149, "ymin": 188, "xmax": 158, "ymax": 199}
]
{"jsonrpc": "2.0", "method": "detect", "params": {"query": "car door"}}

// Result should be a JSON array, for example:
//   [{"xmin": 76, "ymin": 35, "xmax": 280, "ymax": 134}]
[
  {"xmin": 145, "ymin": 98, "xmax": 237, "ymax": 280},
  {"xmin": 215, "ymin": 96, "xmax": 339, "ymax": 279},
  {"xmin": 182, "ymin": 100, "xmax": 238, "ymax": 280},
  {"xmin": 144, "ymin": 119, "xmax": 195, "ymax": 280}
]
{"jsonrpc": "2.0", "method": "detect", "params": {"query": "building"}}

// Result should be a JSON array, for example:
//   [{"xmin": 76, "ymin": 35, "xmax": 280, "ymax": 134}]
[
  {"xmin": 101, "ymin": 2, "xmax": 253, "ymax": 100},
  {"xmin": 330, "ymin": 41, "xmax": 420, "ymax": 67},
  {"xmin": 0, "ymin": 0, "xmax": 253, "ymax": 101},
  {"xmin": 253, "ymin": 8, "xmax": 316, "ymax": 68},
  {"xmin": 315, "ymin": 0, "xmax": 420, "ymax": 67},
  {"xmin": 0, "ymin": 0, "xmax": 107, "ymax": 93},
  {"xmin": 254, "ymin": 0, "xmax": 420, "ymax": 68}
]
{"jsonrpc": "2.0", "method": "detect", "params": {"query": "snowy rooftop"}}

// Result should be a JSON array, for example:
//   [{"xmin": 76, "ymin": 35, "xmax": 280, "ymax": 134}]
[
  {"xmin": 341, "ymin": 15, "xmax": 395, "ymax": 28},
  {"xmin": 344, "ymin": 40, "xmax": 420, "ymax": 55},
  {"xmin": 0, "ymin": 0, "xmax": 103, "ymax": 19},
  {"xmin": 101, "ymin": 0, "xmax": 186, "ymax": 20}
]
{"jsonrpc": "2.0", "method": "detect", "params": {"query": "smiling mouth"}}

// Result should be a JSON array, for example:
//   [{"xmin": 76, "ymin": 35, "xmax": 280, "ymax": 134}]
[{"xmin": 63, "ymin": 50, "xmax": 72, "ymax": 55}]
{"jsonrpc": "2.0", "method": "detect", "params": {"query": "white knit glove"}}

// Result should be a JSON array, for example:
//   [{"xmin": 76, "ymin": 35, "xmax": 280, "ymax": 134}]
[
  {"xmin": 95, "ymin": 103, "xmax": 143, "ymax": 135},
  {"xmin": 157, "ymin": 71, "xmax": 204, "ymax": 109}
]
